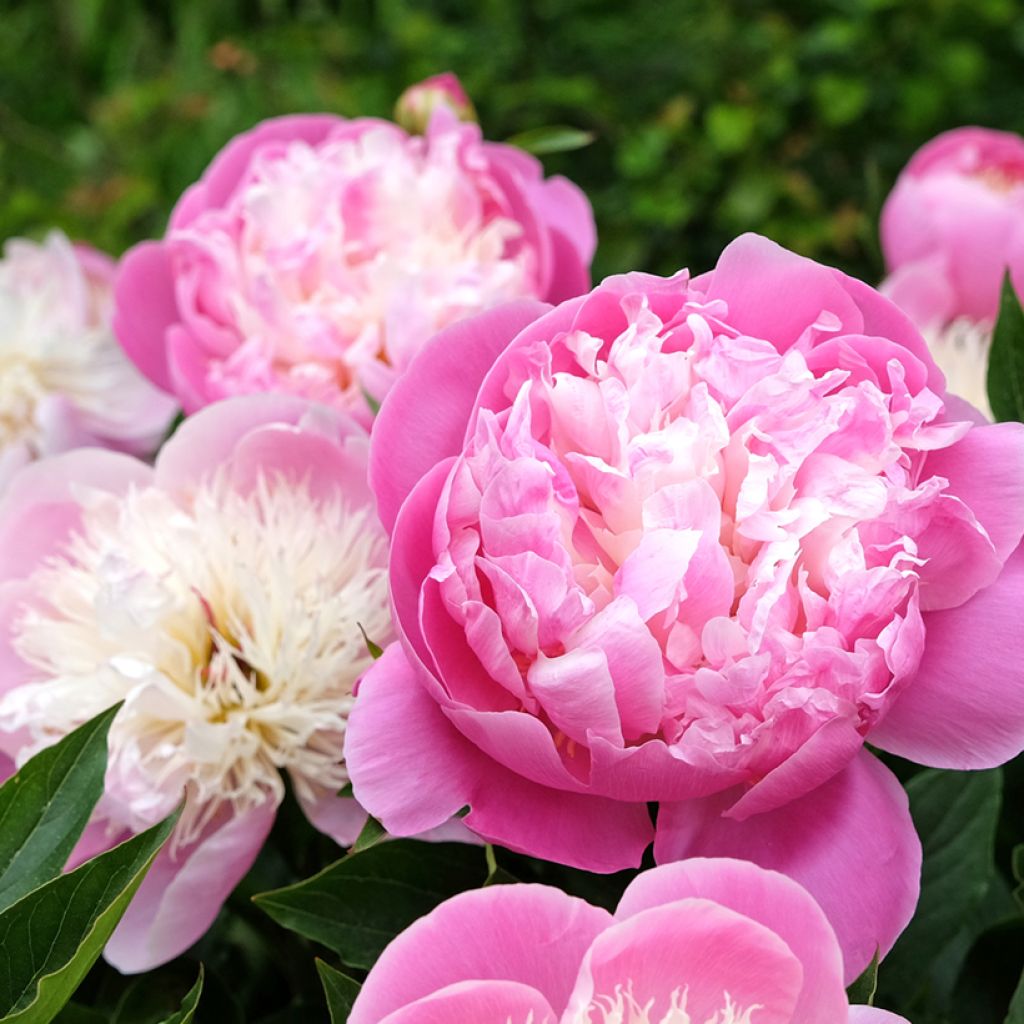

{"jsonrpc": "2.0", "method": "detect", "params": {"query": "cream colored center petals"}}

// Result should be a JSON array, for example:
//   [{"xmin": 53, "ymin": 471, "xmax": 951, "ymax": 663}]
[
  {"xmin": 580, "ymin": 988, "xmax": 760, "ymax": 1024},
  {"xmin": 2, "ymin": 473, "xmax": 390, "ymax": 843}
]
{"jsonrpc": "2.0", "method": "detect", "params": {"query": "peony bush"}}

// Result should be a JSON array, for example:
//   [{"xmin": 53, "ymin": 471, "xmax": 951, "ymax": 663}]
[{"xmin": 0, "ymin": 63, "xmax": 1023, "ymax": 1024}]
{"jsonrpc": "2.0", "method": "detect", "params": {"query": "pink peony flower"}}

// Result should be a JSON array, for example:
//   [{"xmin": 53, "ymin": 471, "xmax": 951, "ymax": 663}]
[
  {"xmin": 880, "ymin": 126, "xmax": 1024, "ymax": 417},
  {"xmin": 113, "ymin": 97, "xmax": 595, "ymax": 420},
  {"xmin": 394, "ymin": 72, "xmax": 477, "ymax": 135},
  {"xmin": 0, "ymin": 230, "xmax": 177, "ymax": 488},
  {"xmin": 346, "ymin": 233, "xmax": 1024, "ymax": 980},
  {"xmin": 348, "ymin": 857, "xmax": 909, "ymax": 1023},
  {"xmin": 0, "ymin": 395, "xmax": 391, "ymax": 972}
]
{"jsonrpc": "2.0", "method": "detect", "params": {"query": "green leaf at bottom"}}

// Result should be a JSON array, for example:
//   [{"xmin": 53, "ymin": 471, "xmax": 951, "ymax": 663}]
[
  {"xmin": 316, "ymin": 961, "xmax": 360, "ymax": 1024},
  {"xmin": 988, "ymin": 271, "xmax": 1024, "ymax": 423},
  {"xmin": 156, "ymin": 967, "xmax": 203, "ymax": 1024},
  {"xmin": 0, "ymin": 810, "xmax": 178, "ymax": 1024}
]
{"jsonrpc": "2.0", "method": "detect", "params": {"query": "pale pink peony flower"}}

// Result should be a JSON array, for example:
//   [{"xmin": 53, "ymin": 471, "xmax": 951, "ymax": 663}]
[
  {"xmin": 0, "ymin": 395, "xmax": 391, "ymax": 972},
  {"xmin": 880, "ymin": 126, "xmax": 1024, "ymax": 418},
  {"xmin": 113, "ymin": 98, "xmax": 595, "ymax": 420},
  {"xmin": 394, "ymin": 72, "xmax": 477, "ymax": 135},
  {"xmin": 346, "ymin": 233, "xmax": 1024, "ymax": 981},
  {"xmin": 0, "ymin": 230, "xmax": 177, "ymax": 488},
  {"xmin": 348, "ymin": 857, "xmax": 908, "ymax": 1024}
]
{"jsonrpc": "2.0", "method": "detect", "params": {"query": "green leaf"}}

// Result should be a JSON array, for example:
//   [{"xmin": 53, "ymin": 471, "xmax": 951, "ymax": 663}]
[
  {"xmin": 155, "ymin": 968, "xmax": 202, "ymax": 1024},
  {"xmin": 315, "ymin": 961, "xmax": 360, "ymax": 1024},
  {"xmin": 1012, "ymin": 844, "xmax": 1024, "ymax": 915},
  {"xmin": 356, "ymin": 623, "xmax": 383, "ymax": 661},
  {"xmin": 988, "ymin": 271, "xmax": 1024, "ymax": 423},
  {"xmin": 505, "ymin": 125, "xmax": 595, "ymax": 156},
  {"xmin": 483, "ymin": 844, "xmax": 517, "ymax": 887},
  {"xmin": 845, "ymin": 949, "xmax": 879, "ymax": 1006},
  {"xmin": 877, "ymin": 768, "xmax": 1002, "ymax": 1008},
  {"xmin": 350, "ymin": 815, "xmax": 386, "ymax": 854},
  {"xmin": 1007, "ymin": 966, "xmax": 1024, "ymax": 1023},
  {"xmin": 254, "ymin": 840, "xmax": 488, "ymax": 970},
  {"xmin": 0, "ymin": 706, "xmax": 118, "ymax": 913},
  {"xmin": 0, "ymin": 809, "xmax": 178, "ymax": 1024},
  {"xmin": 51, "ymin": 1007, "xmax": 105, "ymax": 1024}
]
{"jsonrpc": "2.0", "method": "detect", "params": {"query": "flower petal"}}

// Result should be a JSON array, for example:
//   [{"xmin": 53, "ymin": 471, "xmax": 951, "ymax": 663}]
[
  {"xmin": 870, "ymin": 546, "xmax": 1024, "ymax": 769},
  {"xmin": 654, "ymin": 751, "xmax": 921, "ymax": 983},
  {"xmin": 371, "ymin": 300, "xmax": 549, "ymax": 534},
  {"xmin": 379, "ymin": 981, "xmax": 556, "ymax": 1024},
  {"xmin": 347, "ymin": 884, "xmax": 611, "ymax": 1024},
  {"xmin": 615, "ymin": 858, "xmax": 848, "ymax": 1024},
  {"xmin": 104, "ymin": 801, "xmax": 275, "ymax": 973}
]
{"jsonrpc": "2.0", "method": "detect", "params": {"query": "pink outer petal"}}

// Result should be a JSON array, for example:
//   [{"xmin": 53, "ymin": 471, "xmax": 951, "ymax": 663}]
[
  {"xmin": 344, "ymin": 643, "xmax": 653, "ymax": 872},
  {"xmin": 880, "ymin": 255, "xmax": 956, "ymax": 330},
  {"xmin": 370, "ymin": 300, "xmax": 550, "ymax": 534},
  {"xmin": 562, "ymin": 898, "xmax": 804, "ymax": 1024},
  {"xmin": 697, "ymin": 233, "xmax": 863, "ymax": 351},
  {"xmin": 544, "ymin": 227, "xmax": 593, "ymax": 304},
  {"xmin": 169, "ymin": 114, "xmax": 347, "ymax": 230},
  {"xmin": 296, "ymin": 783, "xmax": 368, "ymax": 848},
  {"xmin": 921, "ymin": 422, "xmax": 1024, "ymax": 565},
  {"xmin": 154, "ymin": 394, "xmax": 366, "ymax": 497},
  {"xmin": 870, "ymin": 547, "xmax": 1024, "ymax": 769},
  {"xmin": 530, "ymin": 175, "xmax": 597, "ymax": 267},
  {"xmin": 348, "ymin": 883, "xmax": 611, "ymax": 1024},
  {"xmin": 847, "ymin": 1008, "xmax": 911, "ymax": 1023},
  {"xmin": 378, "ymin": 981, "xmax": 556, "ymax": 1024},
  {"xmin": 113, "ymin": 242, "xmax": 180, "ymax": 393},
  {"xmin": 654, "ymin": 751, "xmax": 921, "ymax": 984},
  {"xmin": 0, "ymin": 449, "xmax": 154, "ymax": 580},
  {"xmin": 104, "ymin": 800, "xmax": 276, "ymax": 973},
  {"xmin": 615, "ymin": 858, "xmax": 848, "ymax": 1023}
]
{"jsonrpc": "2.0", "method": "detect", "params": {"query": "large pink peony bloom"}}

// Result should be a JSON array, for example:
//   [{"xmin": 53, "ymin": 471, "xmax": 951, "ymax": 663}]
[
  {"xmin": 348, "ymin": 857, "xmax": 909, "ymax": 1023},
  {"xmin": 0, "ymin": 230, "xmax": 177, "ymax": 488},
  {"xmin": 113, "ymin": 88, "xmax": 595, "ymax": 420},
  {"xmin": 346, "ymin": 233, "xmax": 1024, "ymax": 980},
  {"xmin": 880, "ymin": 126, "xmax": 1024, "ymax": 416},
  {"xmin": 0, "ymin": 395, "xmax": 391, "ymax": 972}
]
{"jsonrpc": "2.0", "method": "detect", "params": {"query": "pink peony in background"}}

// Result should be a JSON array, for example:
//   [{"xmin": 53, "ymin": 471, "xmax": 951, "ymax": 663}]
[
  {"xmin": 346, "ymin": 233, "xmax": 1024, "ymax": 980},
  {"xmin": 880, "ymin": 126, "xmax": 1024, "ymax": 417},
  {"xmin": 113, "ymin": 78, "xmax": 595, "ymax": 420},
  {"xmin": 0, "ymin": 230, "xmax": 177, "ymax": 489},
  {"xmin": 348, "ymin": 857, "xmax": 908, "ymax": 1023},
  {"xmin": 0, "ymin": 394, "xmax": 391, "ymax": 971}
]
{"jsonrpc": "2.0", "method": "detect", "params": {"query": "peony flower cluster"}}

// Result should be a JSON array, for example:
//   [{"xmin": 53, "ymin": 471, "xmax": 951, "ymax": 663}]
[
  {"xmin": 349, "ymin": 857, "xmax": 908, "ymax": 1024},
  {"xmin": 0, "ymin": 230, "xmax": 176, "ymax": 488},
  {"xmin": 881, "ymin": 126, "xmax": 1024, "ymax": 417},
  {"xmin": 114, "ymin": 106, "xmax": 594, "ymax": 420},
  {"xmin": 0, "ymin": 395, "xmax": 390, "ymax": 971},
  {"xmin": 347, "ymin": 232, "xmax": 1024, "ymax": 978}
]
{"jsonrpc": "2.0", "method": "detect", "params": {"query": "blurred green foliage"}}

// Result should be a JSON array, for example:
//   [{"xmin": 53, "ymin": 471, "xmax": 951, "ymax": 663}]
[{"xmin": 2, "ymin": 0, "xmax": 1023, "ymax": 284}]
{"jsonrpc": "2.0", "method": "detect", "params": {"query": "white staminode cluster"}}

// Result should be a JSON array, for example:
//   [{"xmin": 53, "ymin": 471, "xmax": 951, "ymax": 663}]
[
  {"xmin": 2, "ymin": 471, "xmax": 390, "ymax": 843},
  {"xmin": 923, "ymin": 317, "xmax": 993, "ymax": 419},
  {"xmin": 0, "ymin": 231, "xmax": 167, "ymax": 464},
  {"xmin": 581, "ymin": 986, "xmax": 760, "ymax": 1024}
]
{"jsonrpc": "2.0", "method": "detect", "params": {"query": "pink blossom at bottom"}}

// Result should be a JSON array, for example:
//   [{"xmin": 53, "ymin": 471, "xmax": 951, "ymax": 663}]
[{"xmin": 348, "ymin": 857, "xmax": 909, "ymax": 1024}]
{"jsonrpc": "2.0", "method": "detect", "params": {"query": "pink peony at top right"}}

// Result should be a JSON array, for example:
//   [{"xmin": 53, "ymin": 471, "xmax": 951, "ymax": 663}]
[{"xmin": 880, "ymin": 126, "xmax": 1024, "ymax": 416}]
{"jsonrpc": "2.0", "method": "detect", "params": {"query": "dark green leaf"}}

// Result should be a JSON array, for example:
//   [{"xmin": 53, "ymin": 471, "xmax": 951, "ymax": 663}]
[
  {"xmin": 51, "ymin": 1007, "xmax": 105, "ymax": 1024},
  {"xmin": 846, "ymin": 949, "xmax": 879, "ymax": 1006},
  {"xmin": 155, "ymin": 968, "xmax": 202, "ymax": 1024},
  {"xmin": 254, "ymin": 840, "xmax": 488, "ymax": 969},
  {"xmin": 0, "ymin": 809, "xmax": 178, "ymax": 1024},
  {"xmin": 1007, "ymin": 967, "xmax": 1024, "ymax": 1023},
  {"xmin": 0, "ymin": 706, "xmax": 118, "ymax": 913},
  {"xmin": 350, "ymin": 815, "xmax": 386, "ymax": 854},
  {"xmin": 315, "ymin": 961, "xmax": 360, "ymax": 1024},
  {"xmin": 987, "ymin": 272, "xmax": 1024, "ymax": 423},
  {"xmin": 1013, "ymin": 844, "xmax": 1024, "ymax": 915},
  {"xmin": 877, "ymin": 768, "xmax": 1002, "ymax": 1009},
  {"xmin": 505, "ymin": 125, "xmax": 596, "ymax": 156}
]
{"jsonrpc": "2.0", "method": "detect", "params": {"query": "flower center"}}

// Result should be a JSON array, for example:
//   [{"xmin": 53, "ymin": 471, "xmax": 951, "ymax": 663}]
[
  {"xmin": 582, "ymin": 985, "xmax": 760, "ymax": 1024},
  {"xmin": 2, "ymin": 473, "xmax": 390, "ymax": 842}
]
